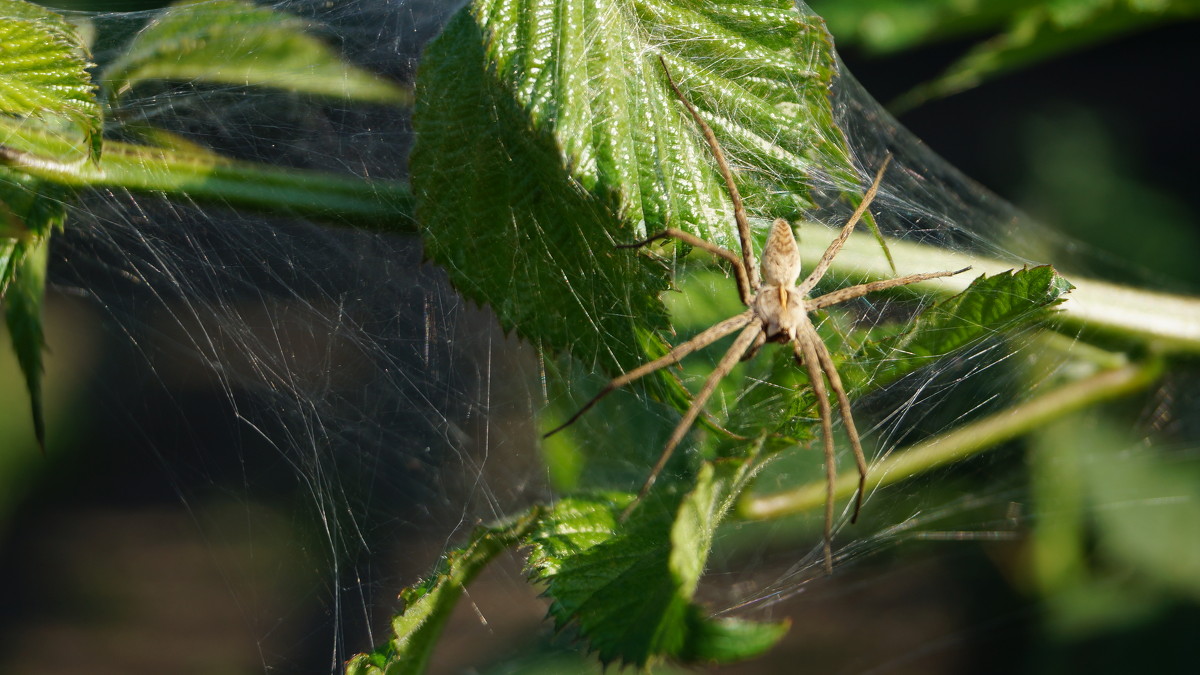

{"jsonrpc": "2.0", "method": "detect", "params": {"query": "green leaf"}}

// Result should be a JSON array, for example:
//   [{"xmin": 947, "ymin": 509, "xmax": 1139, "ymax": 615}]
[
  {"xmin": 101, "ymin": 0, "xmax": 410, "ymax": 106},
  {"xmin": 844, "ymin": 265, "xmax": 1073, "ymax": 392},
  {"xmin": 890, "ymin": 0, "xmax": 1200, "ymax": 111},
  {"xmin": 527, "ymin": 454, "xmax": 785, "ymax": 666},
  {"xmin": 720, "ymin": 266, "xmax": 1071, "ymax": 461},
  {"xmin": 679, "ymin": 609, "xmax": 791, "ymax": 663},
  {"xmin": 0, "ymin": 169, "xmax": 70, "ymax": 451},
  {"xmin": 411, "ymin": 0, "xmax": 872, "ymax": 384},
  {"xmin": 344, "ymin": 511, "xmax": 541, "ymax": 675},
  {"xmin": 0, "ymin": 1, "xmax": 100, "ymax": 161},
  {"xmin": 1, "ymin": 234, "xmax": 50, "ymax": 451}
]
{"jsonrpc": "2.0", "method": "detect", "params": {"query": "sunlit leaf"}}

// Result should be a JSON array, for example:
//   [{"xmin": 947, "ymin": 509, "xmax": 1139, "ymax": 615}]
[
  {"xmin": 0, "ymin": 1, "xmax": 100, "ymax": 160},
  {"xmin": 101, "ymin": 0, "xmax": 410, "ymax": 105},
  {"xmin": 845, "ymin": 265, "xmax": 1073, "ymax": 391},
  {"xmin": 412, "ymin": 0, "xmax": 874, "ymax": 384}
]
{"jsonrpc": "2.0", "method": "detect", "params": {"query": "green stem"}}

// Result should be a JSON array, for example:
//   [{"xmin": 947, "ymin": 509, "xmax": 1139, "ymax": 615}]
[
  {"xmin": 0, "ymin": 120, "xmax": 415, "ymax": 230},
  {"xmin": 793, "ymin": 221, "xmax": 1200, "ymax": 354},
  {"xmin": 738, "ymin": 356, "xmax": 1164, "ymax": 520}
]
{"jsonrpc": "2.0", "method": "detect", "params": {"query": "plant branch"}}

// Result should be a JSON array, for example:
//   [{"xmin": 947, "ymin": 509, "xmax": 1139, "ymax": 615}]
[{"xmin": 738, "ymin": 356, "xmax": 1165, "ymax": 520}]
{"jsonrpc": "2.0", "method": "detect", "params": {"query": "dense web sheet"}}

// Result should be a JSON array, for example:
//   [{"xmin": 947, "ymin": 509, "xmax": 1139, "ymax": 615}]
[{"xmin": 2, "ymin": 0, "xmax": 1197, "ymax": 673}]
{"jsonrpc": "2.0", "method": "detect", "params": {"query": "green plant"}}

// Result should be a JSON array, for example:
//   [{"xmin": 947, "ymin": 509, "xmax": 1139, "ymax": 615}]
[{"xmin": 2, "ymin": 0, "xmax": 1197, "ymax": 672}]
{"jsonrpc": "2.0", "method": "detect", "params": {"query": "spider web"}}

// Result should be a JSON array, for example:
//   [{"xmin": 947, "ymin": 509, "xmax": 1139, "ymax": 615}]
[{"xmin": 2, "ymin": 1, "xmax": 1197, "ymax": 674}]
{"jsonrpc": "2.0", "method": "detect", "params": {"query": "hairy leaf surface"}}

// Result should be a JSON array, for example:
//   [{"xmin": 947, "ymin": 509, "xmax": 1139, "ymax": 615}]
[
  {"xmin": 0, "ymin": 1, "xmax": 100, "ymax": 160},
  {"xmin": 527, "ymin": 456, "xmax": 785, "ymax": 666},
  {"xmin": 412, "ymin": 0, "xmax": 869, "ymax": 382}
]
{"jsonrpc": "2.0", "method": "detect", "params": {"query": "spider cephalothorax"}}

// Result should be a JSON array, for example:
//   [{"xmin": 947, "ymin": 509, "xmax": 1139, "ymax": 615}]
[{"xmin": 546, "ymin": 60, "xmax": 968, "ymax": 572}]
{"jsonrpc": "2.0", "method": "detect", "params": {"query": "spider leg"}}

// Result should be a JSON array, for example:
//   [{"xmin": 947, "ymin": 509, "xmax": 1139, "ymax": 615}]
[
  {"xmin": 797, "ymin": 156, "xmax": 892, "ymax": 296},
  {"xmin": 742, "ymin": 328, "xmax": 767, "ymax": 362},
  {"xmin": 623, "ymin": 228, "xmax": 754, "ymax": 306},
  {"xmin": 812, "ymin": 335, "xmax": 867, "ymax": 524},
  {"xmin": 808, "ymin": 267, "xmax": 972, "ymax": 310},
  {"xmin": 543, "ymin": 310, "xmax": 754, "ymax": 438},
  {"xmin": 659, "ymin": 56, "xmax": 761, "ymax": 292},
  {"xmin": 624, "ymin": 322, "xmax": 764, "ymax": 517},
  {"xmin": 794, "ymin": 334, "xmax": 837, "ymax": 574}
]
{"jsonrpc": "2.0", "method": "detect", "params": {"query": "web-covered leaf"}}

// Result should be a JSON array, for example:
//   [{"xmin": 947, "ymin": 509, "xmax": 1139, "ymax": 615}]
[
  {"xmin": 344, "ymin": 511, "xmax": 541, "ymax": 675},
  {"xmin": 844, "ymin": 265, "xmax": 1074, "ymax": 391},
  {"xmin": 526, "ymin": 456, "xmax": 786, "ymax": 666},
  {"xmin": 411, "ymin": 0, "xmax": 872, "ymax": 384},
  {"xmin": 347, "ymin": 456, "xmax": 783, "ymax": 673},
  {"xmin": 0, "ymin": 1, "xmax": 100, "ymax": 161},
  {"xmin": 722, "ymin": 266, "xmax": 1073, "ymax": 446},
  {"xmin": 101, "ymin": 0, "xmax": 411, "ymax": 105}
]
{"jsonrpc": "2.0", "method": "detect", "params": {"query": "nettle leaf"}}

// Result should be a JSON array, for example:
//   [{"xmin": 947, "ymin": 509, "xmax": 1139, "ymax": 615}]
[
  {"xmin": 715, "ymin": 266, "xmax": 1072, "ymax": 451},
  {"xmin": 411, "ymin": 0, "xmax": 868, "ymax": 383},
  {"xmin": 0, "ymin": 1, "xmax": 100, "ymax": 160},
  {"xmin": 101, "ymin": 0, "xmax": 410, "ymax": 105},
  {"xmin": 844, "ymin": 265, "xmax": 1073, "ymax": 392},
  {"xmin": 345, "ymin": 512, "xmax": 541, "ymax": 675},
  {"xmin": 527, "ymin": 456, "xmax": 785, "ymax": 666}
]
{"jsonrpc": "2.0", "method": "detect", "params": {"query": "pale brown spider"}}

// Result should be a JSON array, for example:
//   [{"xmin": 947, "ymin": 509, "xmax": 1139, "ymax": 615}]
[{"xmin": 546, "ymin": 61, "xmax": 969, "ymax": 572}]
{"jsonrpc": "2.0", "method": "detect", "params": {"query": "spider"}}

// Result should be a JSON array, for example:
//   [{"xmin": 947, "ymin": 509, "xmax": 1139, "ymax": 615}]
[{"xmin": 546, "ymin": 60, "xmax": 969, "ymax": 572}]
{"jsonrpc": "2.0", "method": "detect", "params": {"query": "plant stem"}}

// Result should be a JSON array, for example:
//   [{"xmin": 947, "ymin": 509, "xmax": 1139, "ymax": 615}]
[
  {"xmin": 0, "ymin": 121, "xmax": 415, "ymax": 230},
  {"xmin": 738, "ymin": 356, "xmax": 1164, "ymax": 520}
]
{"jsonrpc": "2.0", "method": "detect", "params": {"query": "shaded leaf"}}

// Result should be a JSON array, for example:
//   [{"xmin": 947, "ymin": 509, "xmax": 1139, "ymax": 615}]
[
  {"xmin": 527, "ymin": 455, "xmax": 784, "ymax": 666},
  {"xmin": 679, "ymin": 608, "xmax": 791, "ymax": 663},
  {"xmin": 0, "ymin": 1, "xmax": 100, "ymax": 160},
  {"xmin": 0, "ymin": 169, "xmax": 70, "ymax": 450},
  {"xmin": 2, "ymin": 234, "xmax": 49, "ymax": 450},
  {"xmin": 101, "ymin": 0, "xmax": 410, "ymax": 105}
]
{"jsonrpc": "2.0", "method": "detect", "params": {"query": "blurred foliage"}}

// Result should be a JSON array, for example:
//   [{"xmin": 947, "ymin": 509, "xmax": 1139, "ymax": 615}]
[
  {"xmin": 810, "ymin": 0, "xmax": 1200, "ymax": 110},
  {"xmin": 1014, "ymin": 106, "xmax": 1200, "ymax": 288}
]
